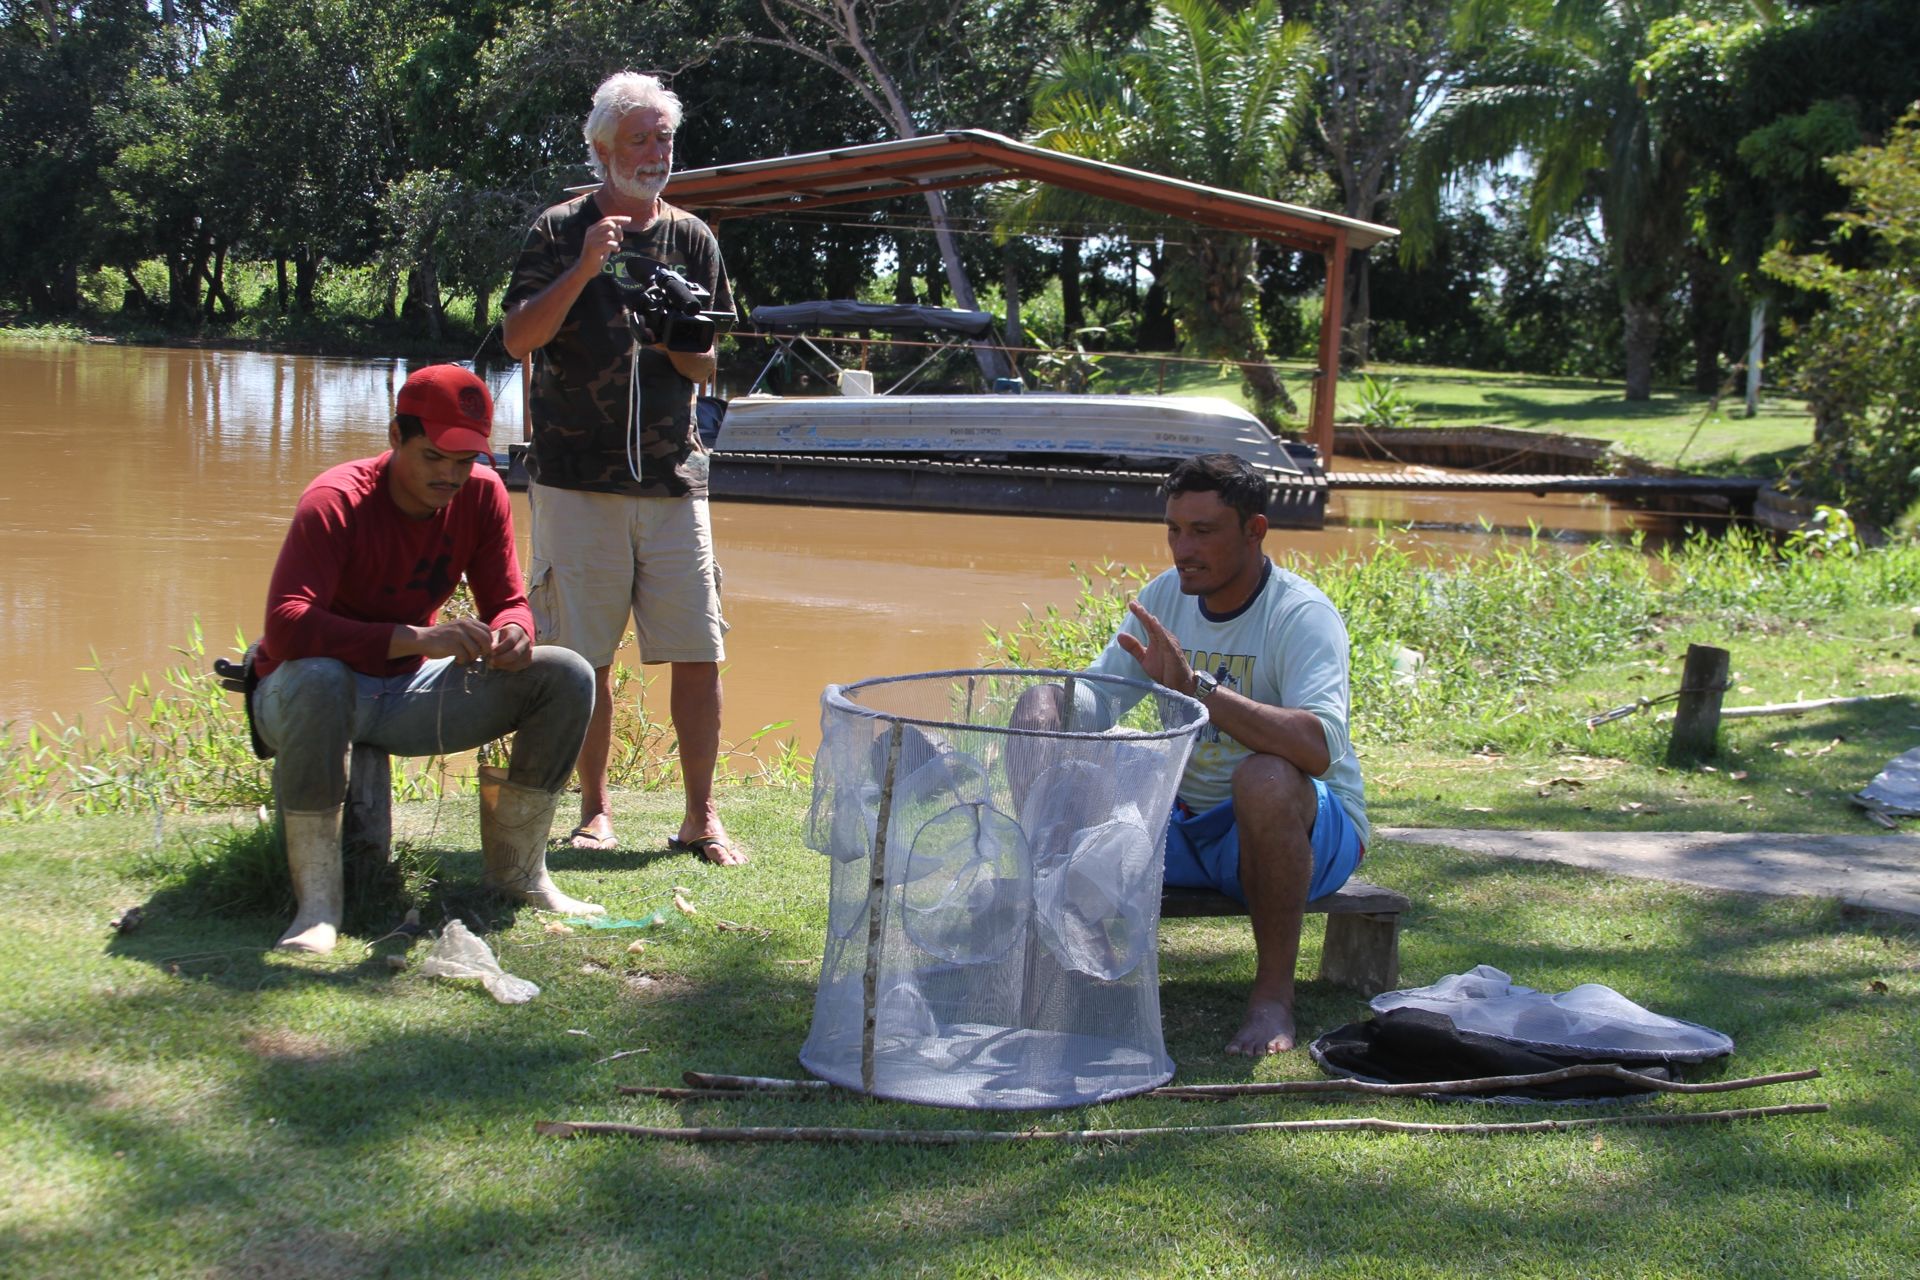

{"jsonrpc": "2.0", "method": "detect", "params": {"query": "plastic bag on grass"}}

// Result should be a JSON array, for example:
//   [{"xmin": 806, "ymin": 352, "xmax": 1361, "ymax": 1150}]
[{"xmin": 419, "ymin": 918, "xmax": 539, "ymax": 1004}]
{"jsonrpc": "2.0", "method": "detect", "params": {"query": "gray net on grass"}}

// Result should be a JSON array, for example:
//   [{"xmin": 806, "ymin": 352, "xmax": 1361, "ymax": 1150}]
[{"xmin": 801, "ymin": 669, "xmax": 1206, "ymax": 1109}]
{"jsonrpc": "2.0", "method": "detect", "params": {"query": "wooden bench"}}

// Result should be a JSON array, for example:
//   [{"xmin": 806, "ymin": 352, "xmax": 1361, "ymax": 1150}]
[{"xmin": 1160, "ymin": 879, "xmax": 1410, "ymax": 996}]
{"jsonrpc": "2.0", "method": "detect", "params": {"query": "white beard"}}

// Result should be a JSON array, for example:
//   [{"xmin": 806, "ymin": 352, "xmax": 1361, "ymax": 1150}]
[{"xmin": 608, "ymin": 165, "xmax": 668, "ymax": 204}]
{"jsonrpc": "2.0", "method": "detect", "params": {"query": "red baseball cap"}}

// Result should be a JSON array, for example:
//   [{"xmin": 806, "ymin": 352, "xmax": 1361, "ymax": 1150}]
[{"xmin": 395, "ymin": 364, "xmax": 494, "ymax": 455}]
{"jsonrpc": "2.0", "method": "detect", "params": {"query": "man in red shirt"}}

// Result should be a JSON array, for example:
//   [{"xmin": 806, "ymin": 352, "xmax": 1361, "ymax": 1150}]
[{"xmin": 254, "ymin": 364, "xmax": 601, "ymax": 954}]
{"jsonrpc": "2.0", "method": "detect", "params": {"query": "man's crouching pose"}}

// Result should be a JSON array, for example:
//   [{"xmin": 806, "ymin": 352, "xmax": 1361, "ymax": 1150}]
[
  {"xmin": 253, "ymin": 364, "xmax": 602, "ymax": 954},
  {"xmin": 1014, "ymin": 454, "xmax": 1369, "ymax": 1055}
]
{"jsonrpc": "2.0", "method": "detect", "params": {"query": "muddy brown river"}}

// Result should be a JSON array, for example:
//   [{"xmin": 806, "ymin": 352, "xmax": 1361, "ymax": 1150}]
[{"xmin": 0, "ymin": 343, "xmax": 1676, "ymax": 756}]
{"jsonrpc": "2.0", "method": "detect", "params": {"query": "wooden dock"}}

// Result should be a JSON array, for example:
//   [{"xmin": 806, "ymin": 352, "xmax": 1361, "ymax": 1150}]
[{"xmin": 1326, "ymin": 471, "xmax": 1762, "ymax": 500}]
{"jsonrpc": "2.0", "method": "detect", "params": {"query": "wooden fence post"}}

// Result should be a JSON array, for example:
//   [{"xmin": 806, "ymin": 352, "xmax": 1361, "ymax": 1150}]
[{"xmin": 1666, "ymin": 644, "xmax": 1730, "ymax": 766}]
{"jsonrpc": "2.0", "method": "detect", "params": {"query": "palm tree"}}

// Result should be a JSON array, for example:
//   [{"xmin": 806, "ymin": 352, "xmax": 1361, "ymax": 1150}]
[
  {"xmin": 999, "ymin": 0, "xmax": 1322, "ymax": 425},
  {"xmin": 1402, "ymin": 0, "xmax": 1735, "ymax": 400}
]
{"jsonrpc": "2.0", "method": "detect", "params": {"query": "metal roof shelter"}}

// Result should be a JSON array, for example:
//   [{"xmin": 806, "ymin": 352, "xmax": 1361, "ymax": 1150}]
[{"xmin": 665, "ymin": 128, "xmax": 1399, "ymax": 460}]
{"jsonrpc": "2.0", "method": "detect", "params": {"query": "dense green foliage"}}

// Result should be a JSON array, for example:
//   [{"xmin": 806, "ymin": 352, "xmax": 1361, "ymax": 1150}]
[
  {"xmin": 1004, "ymin": 0, "xmax": 1323, "ymax": 422},
  {"xmin": 1763, "ymin": 110, "xmax": 1920, "ymax": 526},
  {"xmin": 985, "ymin": 529, "xmax": 1920, "ymax": 750}
]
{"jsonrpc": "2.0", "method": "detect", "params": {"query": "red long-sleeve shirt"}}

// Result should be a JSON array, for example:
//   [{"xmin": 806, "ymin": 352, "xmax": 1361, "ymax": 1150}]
[{"xmin": 258, "ymin": 454, "xmax": 535, "ymax": 679}]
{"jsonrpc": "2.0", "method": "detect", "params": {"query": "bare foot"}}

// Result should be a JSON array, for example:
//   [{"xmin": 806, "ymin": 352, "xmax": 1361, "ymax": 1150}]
[
  {"xmin": 569, "ymin": 813, "xmax": 618, "ymax": 851},
  {"xmin": 1225, "ymin": 996, "xmax": 1297, "ymax": 1056}
]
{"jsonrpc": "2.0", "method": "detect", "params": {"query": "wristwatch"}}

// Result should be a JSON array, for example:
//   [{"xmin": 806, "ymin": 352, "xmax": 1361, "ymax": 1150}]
[{"xmin": 1190, "ymin": 669, "xmax": 1219, "ymax": 701}]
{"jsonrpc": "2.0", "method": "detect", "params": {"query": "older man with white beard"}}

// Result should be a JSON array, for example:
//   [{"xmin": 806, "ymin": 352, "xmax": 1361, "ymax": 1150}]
[{"xmin": 503, "ymin": 71, "xmax": 744, "ymax": 866}]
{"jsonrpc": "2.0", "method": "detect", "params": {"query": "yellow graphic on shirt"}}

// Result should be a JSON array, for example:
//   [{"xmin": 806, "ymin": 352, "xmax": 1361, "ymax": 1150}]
[{"xmin": 1188, "ymin": 648, "xmax": 1256, "ymax": 751}]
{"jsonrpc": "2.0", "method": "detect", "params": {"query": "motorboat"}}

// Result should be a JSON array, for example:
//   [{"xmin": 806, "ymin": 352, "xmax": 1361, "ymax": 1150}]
[{"xmin": 495, "ymin": 301, "xmax": 1328, "ymax": 527}]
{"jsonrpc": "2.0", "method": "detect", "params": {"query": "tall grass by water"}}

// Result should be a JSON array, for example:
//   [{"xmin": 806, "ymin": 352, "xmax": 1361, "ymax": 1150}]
[
  {"xmin": 985, "ymin": 522, "xmax": 1920, "ymax": 754},
  {"xmin": 9, "ymin": 527, "xmax": 1917, "ymax": 821}
]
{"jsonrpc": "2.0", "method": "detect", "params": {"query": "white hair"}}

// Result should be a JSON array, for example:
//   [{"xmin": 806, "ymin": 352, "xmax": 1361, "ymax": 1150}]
[{"xmin": 583, "ymin": 72, "xmax": 683, "ymax": 178}]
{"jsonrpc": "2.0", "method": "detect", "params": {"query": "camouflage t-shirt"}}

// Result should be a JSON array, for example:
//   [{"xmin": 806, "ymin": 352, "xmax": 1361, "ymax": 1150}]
[{"xmin": 504, "ymin": 194, "xmax": 732, "ymax": 498}]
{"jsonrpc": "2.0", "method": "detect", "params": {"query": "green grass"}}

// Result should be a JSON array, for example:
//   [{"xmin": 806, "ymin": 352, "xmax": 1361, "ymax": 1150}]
[
  {"xmin": 1094, "ymin": 354, "xmax": 1815, "ymax": 477},
  {"xmin": 1349, "ymin": 363, "xmax": 1817, "ymax": 478},
  {"xmin": 7, "ymin": 516, "xmax": 1919, "ymax": 1273},
  {"xmin": 1, "ymin": 789, "xmax": 1914, "ymax": 1277}
]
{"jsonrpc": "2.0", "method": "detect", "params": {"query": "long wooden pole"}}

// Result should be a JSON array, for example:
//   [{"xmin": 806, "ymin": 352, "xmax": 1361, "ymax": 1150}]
[
  {"xmin": 537, "ymin": 1103, "xmax": 1827, "ymax": 1146},
  {"xmin": 861, "ymin": 723, "xmax": 905, "ymax": 1095},
  {"xmin": 640, "ymin": 1065, "xmax": 1819, "ymax": 1102}
]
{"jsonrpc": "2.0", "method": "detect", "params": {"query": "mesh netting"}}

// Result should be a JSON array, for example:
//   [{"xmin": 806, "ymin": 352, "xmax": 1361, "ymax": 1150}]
[{"xmin": 800, "ymin": 669, "xmax": 1206, "ymax": 1109}]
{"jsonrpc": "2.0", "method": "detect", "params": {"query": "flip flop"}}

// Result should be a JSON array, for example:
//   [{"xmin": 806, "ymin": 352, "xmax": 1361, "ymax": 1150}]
[
  {"xmin": 568, "ymin": 824, "xmax": 619, "ymax": 852},
  {"xmin": 668, "ymin": 834, "xmax": 746, "ymax": 866}
]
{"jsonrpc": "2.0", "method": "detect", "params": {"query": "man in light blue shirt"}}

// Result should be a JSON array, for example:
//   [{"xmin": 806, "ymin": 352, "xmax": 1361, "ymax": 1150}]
[{"xmin": 1018, "ymin": 454, "xmax": 1367, "ymax": 1056}]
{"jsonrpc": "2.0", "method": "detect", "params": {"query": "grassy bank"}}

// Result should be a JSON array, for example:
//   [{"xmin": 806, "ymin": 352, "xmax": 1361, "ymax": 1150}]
[
  {"xmin": 1091, "ymin": 353, "xmax": 1815, "ymax": 476},
  {"xmin": 10, "ymin": 531, "xmax": 1918, "ymax": 833},
  {"xmin": 991, "ymin": 532, "xmax": 1920, "ymax": 836}
]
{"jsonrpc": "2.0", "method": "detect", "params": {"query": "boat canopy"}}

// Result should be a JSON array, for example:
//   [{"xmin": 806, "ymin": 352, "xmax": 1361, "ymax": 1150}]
[{"xmin": 750, "ymin": 300, "xmax": 995, "ymax": 338}]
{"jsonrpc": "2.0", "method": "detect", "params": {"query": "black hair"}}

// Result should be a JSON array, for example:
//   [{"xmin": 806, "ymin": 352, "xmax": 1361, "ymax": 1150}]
[
  {"xmin": 394, "ymin": 413, "xmax": 427, "ymax": 443},
  {"xmin": 1161, "ymin": 453, "xmax": 1268, "ymax": 526}
]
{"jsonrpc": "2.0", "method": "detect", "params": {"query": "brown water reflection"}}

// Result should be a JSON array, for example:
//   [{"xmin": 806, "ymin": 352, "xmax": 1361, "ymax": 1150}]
[{"xmin": 0, "ymin": 344, "xmax": 1677, "ymax": 755}]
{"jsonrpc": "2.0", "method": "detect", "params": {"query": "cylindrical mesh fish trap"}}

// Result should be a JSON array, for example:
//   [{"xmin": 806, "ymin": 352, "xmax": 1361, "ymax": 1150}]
[{"xmin": 800, "ymin": 669, "xmax": 1206, "ymax": 1109}]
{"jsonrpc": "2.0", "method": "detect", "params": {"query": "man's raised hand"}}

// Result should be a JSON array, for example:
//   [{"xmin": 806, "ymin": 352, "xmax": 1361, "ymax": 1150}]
[
  {"xmin": 579, "ymin": 214, "xmax": 631, "ymax": 276},
  {"xmin": 1115, "ymin": 600, "xmax": 1197, "ymax": 695}
]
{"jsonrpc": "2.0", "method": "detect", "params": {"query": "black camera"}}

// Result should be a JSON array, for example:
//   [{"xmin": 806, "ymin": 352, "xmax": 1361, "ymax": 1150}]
[{"xmin": 603, "ymin": 251, "xmax": 734, "ymax": 353}]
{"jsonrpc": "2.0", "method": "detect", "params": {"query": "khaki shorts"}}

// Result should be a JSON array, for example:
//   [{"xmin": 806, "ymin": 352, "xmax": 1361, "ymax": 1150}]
[{"xmin": 527, "ymin": 484, "xmax": 728, "ymax": 668}]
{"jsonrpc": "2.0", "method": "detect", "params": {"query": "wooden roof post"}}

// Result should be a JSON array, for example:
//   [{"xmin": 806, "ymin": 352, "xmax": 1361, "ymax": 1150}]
[{"xmin": 1310, "ymin": 229, "xmax": 1349, "ymax": 464}]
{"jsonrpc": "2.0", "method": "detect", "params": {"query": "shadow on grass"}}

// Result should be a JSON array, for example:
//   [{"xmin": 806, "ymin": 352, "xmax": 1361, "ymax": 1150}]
[
  {"xmin": 12, "ymin": 801, "xmax": 1915, "ymax": 1275},
  {"xmin": 103, "ymin": 840, "xmax": 600, "ymax": 987}
]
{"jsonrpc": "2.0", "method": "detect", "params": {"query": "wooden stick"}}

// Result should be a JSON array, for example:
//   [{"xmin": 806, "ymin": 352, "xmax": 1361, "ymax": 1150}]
[
  {"xmin": 657, "ymin": 1065, "xmax": 1820, "ymax": 1101},
  {"xmin": 684, "ymin": 1071, "xmax": 835, "ymax": 1091},
  {"xmin": 1152, "ymin": 1066, "xmax": 1822, "ymax": 1099},
  {"xmin": 861, "ymin": 723, "xmax": 904, "ymax": 1096},
  {"xmin": 536, "ymin": 1103, "xmax": 1828, "ymax": 1146},
  {"xmin": 1661, "ymin": 692, "xmax": 1911, "ymax": 722},
  {"xmin": 618, "ymin": 1086, "xmax": 766, "ymax": 1101}
]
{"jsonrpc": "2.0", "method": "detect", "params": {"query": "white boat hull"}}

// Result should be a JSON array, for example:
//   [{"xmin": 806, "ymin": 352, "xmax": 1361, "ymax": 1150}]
[{"xmin": 716, "ymin": 393, "xmax": 1301, "ymax": 473}]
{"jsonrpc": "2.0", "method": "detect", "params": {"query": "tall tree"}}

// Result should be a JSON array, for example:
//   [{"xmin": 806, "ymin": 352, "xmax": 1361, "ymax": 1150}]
[
  {"xmin": 1402, "ymin": 0, "xmax": 1744, "ymax": 400},
  {"xmin": 1003, "ymin": 0, "xmax": 1322, "ymax": 424},
  {"xmin": 0, "ymin": 0, "xmax": 155, "ymax": 312},
  {"xmin": 213, "ymin": 0, "xmax": 395, "ymax": 313},
  {"xmin": 1310, "ymin": 0, "xmax": 1456, "ymax": 366},
  {"xmin": 744, "ymin": 0, "xmax": 973, "ymax": 314},
  {"xmin": 742, "ymin": 0, "xmax": 1072, "ymax": 376}
]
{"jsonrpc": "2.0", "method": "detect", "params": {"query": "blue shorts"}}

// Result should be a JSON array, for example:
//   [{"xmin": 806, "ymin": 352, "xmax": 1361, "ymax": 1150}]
[{"xmin": 1163, "ymin": 778, "xmax": 1363, "ymax": 905}]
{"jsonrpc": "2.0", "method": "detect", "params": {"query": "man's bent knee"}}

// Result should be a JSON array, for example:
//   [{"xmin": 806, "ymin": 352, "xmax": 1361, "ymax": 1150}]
[
  {"xmin": 256, "ymin": 658, "xmax": 356, "ymax": 745},
  {"xmin": 257, "ymin": 658, "xmax": 357, "ymax": 810},
  {"xmin": 527, "ymin": 645, "xmax": 595, "ymax": 714},
  {"xmin": 1231, "ymin": 753, "xmax": 1317, "ymax": 832}
]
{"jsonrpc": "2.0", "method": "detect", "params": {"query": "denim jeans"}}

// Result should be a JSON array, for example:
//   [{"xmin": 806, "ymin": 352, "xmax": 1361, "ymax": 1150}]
[{"xmin": 254, "ymin": 647, "xmax": 594, "ymax": 811}]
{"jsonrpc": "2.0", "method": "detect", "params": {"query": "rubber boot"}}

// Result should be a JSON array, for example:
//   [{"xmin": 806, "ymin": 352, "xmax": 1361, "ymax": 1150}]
[
  {"xmin": 478, "ymin": 766, "xmax": 605, "ymax": 915},
  {"xmin": 277, "ymin": 807, "xmax": 345, "ymax": 953}
]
